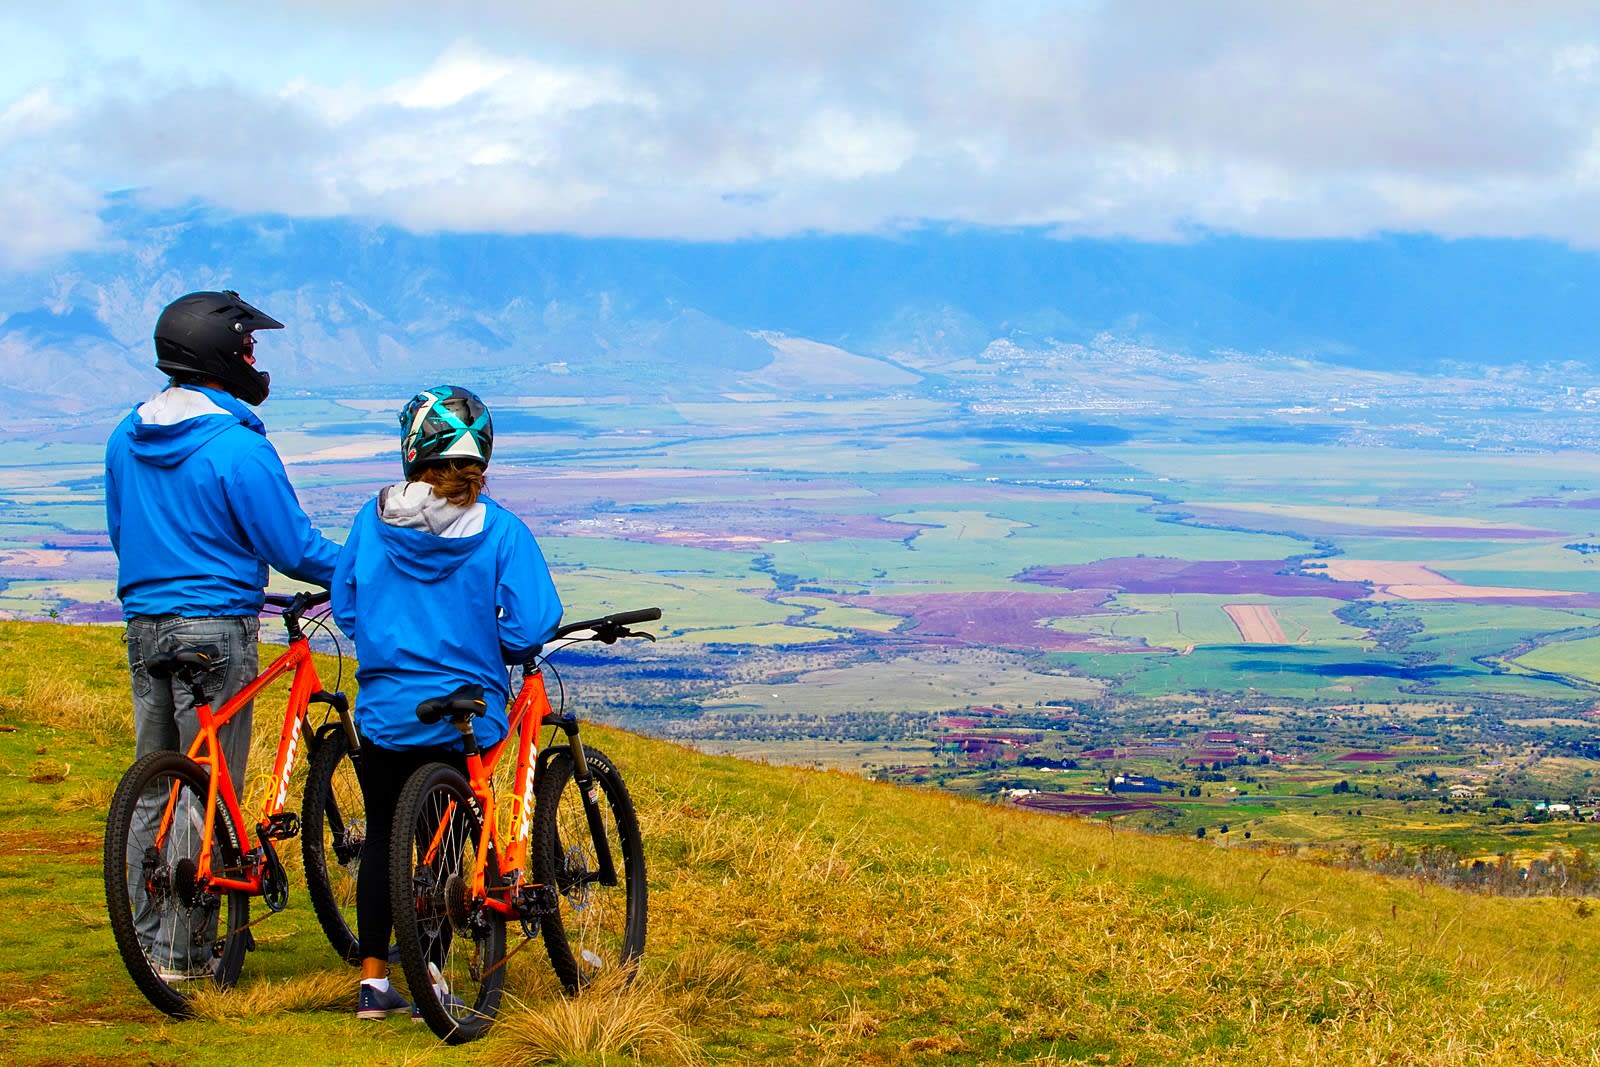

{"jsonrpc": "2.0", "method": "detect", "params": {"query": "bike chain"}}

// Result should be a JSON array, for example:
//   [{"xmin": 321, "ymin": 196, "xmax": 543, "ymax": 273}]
[{"xmin": 475, "ymin": 924, "xmax": 541, "ymax": 984}]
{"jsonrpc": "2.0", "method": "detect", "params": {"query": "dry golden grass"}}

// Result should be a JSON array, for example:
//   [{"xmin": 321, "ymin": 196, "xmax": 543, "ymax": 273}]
[
  {"xmin": 8, "ymin": 667, "xmax": 130, "ymax": 744},
  {"xmin": 615, "ymin": 737, "xmax": 1600, "ymax": 1066},
  {"xmin": 54, "ymin": 774, "xmax": 116, "ymax": 813},
  {"xmin": 186, "ymin": 969, "xmax": 353, "ymax": 1020},
  {"xmin": 480, "ymin": 970, "xmax": 703, "ymax": 1066},
  {"xmin": 10, "ymin": 620, "xmax": 1600, "ymax": 1065}
]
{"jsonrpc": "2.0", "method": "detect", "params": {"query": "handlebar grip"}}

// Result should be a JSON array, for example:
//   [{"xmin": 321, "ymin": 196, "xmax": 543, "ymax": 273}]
[
  {"xmin": 610, "ymin": 607, "xmax": 662, "ymax": 626},
  {"xmin": 554, "ymin": 606, "xmax": 663, "ymax": 639}
]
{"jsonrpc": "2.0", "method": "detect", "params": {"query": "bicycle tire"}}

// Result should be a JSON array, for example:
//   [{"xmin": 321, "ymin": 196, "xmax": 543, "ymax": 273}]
[
  {"xmin": 389, "ymin": 762, "xmax": 506, "ymax": 1043},
  {"xmin": 532, "ymin": 746, "xmax": 647, "ymax": 994},
  {"xmin": 300, "ymin": 728, "xmax": 364, "ymax": 965},
  {"xmin": 103, "ymin": 750, "xmax": 251, "ymax": 1018}
]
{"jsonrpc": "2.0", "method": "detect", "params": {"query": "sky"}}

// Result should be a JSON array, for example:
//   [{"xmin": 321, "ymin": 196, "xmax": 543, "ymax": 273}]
[{"xmin": 3, "ymin": 1, "xmax": 1600, "ymax": 268}]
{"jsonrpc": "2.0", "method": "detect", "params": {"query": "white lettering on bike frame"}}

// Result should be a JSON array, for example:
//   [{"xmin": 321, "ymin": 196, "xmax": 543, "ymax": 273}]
[
  {"xmin": 518, "ymin": 765, "xmax": 536, "ymax": 843},
  {"xmin": 273, "ymin": 726, "xmax": 299, "ymax": 810}
]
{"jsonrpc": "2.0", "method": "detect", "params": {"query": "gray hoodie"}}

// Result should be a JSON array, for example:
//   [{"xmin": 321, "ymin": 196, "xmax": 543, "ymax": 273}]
[{"xmin": 377, "ymin": 481, "xmax": 486, "ymax": 538}]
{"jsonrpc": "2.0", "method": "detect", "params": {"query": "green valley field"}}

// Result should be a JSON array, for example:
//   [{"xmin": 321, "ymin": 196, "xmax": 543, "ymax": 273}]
[
  {"xmin": 7, "ymin": 621, "xmax": 1600, "ymax": 1065},
  {"xmin": 13, "ymin": 353, "xmax": 1600, "ymax": 863}
]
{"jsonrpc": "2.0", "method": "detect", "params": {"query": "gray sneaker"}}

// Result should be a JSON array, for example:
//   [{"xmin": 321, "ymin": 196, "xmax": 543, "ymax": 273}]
[{"xmin": 356, "ymin": 982, "xmax": 411, "ymax": 1020}]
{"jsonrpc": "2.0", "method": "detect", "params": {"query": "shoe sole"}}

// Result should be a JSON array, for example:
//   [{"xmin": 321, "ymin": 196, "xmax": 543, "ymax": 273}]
[{"xmin": 356, "ymin": 1008, "xmax": 410, "ymax": 1020}]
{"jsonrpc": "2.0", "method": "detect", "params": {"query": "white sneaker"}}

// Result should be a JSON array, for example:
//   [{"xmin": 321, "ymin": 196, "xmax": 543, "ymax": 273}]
[{"xmin": 157, "ymin": 960, "xmax": 216, "ymax": 983}]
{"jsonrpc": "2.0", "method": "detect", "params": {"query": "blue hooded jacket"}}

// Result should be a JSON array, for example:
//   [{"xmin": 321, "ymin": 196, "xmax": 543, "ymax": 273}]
[
  {"xmin": 105, "ymin": 385, "xmax": 339, "ymax": 617},
  {"xmin": 331, "ymin": 489, "xmax": 563, "ymax": 752}
]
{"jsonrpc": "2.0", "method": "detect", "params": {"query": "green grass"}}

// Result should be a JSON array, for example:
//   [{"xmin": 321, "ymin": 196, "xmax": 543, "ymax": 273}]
[
  {"xmin": 6, "ymin": 621, "xmax": 1600, "ymax": 1064},
  {"xmin": 1516, "ymin": 634, "xmax": 1600, "ymax": 682}
]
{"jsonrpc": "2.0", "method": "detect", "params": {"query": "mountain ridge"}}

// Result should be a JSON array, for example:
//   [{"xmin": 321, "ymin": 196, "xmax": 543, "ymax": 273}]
[{"xmin": 5, "ymin": 202, "xmax": 1598, "ymax": 412}]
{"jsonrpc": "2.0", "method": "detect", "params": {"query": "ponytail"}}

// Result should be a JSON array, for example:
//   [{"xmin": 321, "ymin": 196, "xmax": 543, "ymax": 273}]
[{"xmin": 415, "ymin": 461, "xmax": 485, "ymax": 507}]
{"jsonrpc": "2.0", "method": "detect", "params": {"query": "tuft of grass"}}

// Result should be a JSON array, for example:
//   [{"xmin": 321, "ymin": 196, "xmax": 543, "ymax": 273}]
[
  {"xmin": 186, "ymin": 969, "xmax": 353, "ymax": 1020},
  {"xmin": 479, "ymin": 970, "xmax": 704, "ymax": 1066},
  {"xmin": 55, "ymin": 775, "xmax": 116, "ymax": 813},
  {"xmin": 660, "ymin": 946, "xmax": 750, "ymax": 1027}
]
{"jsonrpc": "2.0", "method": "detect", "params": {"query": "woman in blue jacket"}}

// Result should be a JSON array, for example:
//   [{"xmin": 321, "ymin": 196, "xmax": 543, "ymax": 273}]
[{"xmin": 331, "ymin": 385, "xmax": 562, "ymax": 1019}]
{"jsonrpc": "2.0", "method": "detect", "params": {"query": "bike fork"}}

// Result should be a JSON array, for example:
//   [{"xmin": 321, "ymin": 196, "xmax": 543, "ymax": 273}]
[{"xmin": 553, "ymin": 719, "xmax": 618, "ymax": 886}]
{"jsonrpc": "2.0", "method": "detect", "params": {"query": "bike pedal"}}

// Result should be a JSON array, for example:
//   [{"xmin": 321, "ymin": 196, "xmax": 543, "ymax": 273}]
[
  {"xmin": 262, "ymin": 812, "xmax": 302, "ymax": 840},
  {"xmin": 517, "ymin": 883, "xmax": 559, "ymax": 917}
]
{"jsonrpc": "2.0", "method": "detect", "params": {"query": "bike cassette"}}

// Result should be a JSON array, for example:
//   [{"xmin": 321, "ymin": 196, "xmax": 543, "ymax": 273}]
[
  {"xmin": 172, "ymin": 857, "xmax": 208, "ymax": 908},
  {"xmin": 443, "ymin": 874, "xmax": 473, "ymax": 933}
]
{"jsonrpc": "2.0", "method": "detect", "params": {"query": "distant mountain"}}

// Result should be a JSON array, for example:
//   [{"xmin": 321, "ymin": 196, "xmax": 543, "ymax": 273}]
[{"xmin": 3, "ymin": 198, "xmax": 1598, "ymax": 413}]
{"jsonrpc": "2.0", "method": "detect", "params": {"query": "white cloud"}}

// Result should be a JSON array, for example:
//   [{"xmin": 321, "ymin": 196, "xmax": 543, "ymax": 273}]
[
  {"xmin": 4, "ymin": 0, "xmax": 1600, "ymax": 257},
  {"xmin": 0, "ymin": 170, "xmax": 106, "ymax": 269},
  {"xmin": 393, "ymin": 42, "xmax": 519, "ymax": 110}
]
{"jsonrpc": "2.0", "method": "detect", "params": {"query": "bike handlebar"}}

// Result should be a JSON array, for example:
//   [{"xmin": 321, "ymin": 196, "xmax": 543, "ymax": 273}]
[
  {"xmin": 554, "ymin": 607, "xmax": 662, "ymax": 639},
  {"xmin": 264, "ymin": 589, "xmax": 332, "ymax": 620}
]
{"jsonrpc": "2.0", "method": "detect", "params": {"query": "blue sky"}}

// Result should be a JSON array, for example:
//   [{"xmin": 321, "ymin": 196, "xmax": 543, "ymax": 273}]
[{"xmin": 4, "ymin": 1, "xmax": 1600, "ymax": 268}]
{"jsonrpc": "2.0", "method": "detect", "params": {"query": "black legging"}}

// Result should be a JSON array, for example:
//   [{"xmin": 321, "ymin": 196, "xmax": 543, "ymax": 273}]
[{"xmin": 353, "ymin": 741, "xmax": 468, "ymax": 962}]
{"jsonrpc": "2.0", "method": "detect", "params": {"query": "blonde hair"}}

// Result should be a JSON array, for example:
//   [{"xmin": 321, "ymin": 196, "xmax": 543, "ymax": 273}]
[{"xmin": 415, "ymin": 461, "xmax": 485, "ymax": 508}]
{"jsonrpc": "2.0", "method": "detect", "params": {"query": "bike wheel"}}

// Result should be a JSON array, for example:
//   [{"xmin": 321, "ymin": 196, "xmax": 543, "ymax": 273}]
[
  {"xmin": 533, "ymin": 746, "xmax": 647, "ymax": 993},
  {"xmin": 390, "ymin": 762, "xmax": 506, "ymax": 1044},
  {"xmin": 301, "ymin": 728, "xmax": 364, "ymax": 965},
  {"xmin": 103, "ymin": 750, "xmax": 251, "ymax": 1018}
]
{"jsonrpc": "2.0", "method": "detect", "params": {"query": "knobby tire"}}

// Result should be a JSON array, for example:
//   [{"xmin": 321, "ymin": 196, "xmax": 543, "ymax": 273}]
[
  {"xmin": 300, "ymin": 728, "xmax": 364, "ymax": 965},
  {"xmin": 532, "ymin": 746, "xmax": 647, "ymax": 994},
  {"xmin": 103, "ymin": 750, "xmax": 251, "ymax": 1018},
  {"xmin": 389, "ymin": 762, "xmax": 506, "ymax": 1043}
]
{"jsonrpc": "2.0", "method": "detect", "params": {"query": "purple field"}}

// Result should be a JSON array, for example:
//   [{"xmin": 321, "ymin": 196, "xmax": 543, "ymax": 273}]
[
  {"xmin": 1016, "ymin": 556, "xmax": 1370, "ymax": 599},
  {"xmin": 1017, "ymin": 793, "xmax": 1159, "ymax": 815},
  {"xmin": 831, "ymin": 589, "xmax": 1136, "ymax": 651}
]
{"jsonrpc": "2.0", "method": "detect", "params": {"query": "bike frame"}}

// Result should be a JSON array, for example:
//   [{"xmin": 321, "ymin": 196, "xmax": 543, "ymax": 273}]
[
  {"xmin": 417, "ymin": 663, "xmax": 614, "ymax": 921},
  {"xmin": 152, "ymin": 630, "xmax": 327, "ymax": 895}
]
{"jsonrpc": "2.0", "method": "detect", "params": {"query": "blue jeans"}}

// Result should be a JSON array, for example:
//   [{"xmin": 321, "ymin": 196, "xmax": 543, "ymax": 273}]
[
  {"xmin": 126, "ymin": 614, "xmax": 260, "ymax": 780},
  {"xmin": 123, "ymin": 614, "xmax": 259, "ymax": 972}
]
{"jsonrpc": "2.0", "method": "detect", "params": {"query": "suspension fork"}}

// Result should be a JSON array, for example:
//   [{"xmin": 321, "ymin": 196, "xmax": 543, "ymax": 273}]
[{"xmin": 550, "ymin": 717, "xmax": 617, "ymax": 886}]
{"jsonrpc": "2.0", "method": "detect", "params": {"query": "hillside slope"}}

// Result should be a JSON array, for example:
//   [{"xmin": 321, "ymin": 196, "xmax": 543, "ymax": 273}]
[{"xmin": 3, "ymin": 620, "xmax": 1600, "ymax": 1065}]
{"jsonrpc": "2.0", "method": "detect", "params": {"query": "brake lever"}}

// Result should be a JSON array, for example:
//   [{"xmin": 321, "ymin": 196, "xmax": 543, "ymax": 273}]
[{"xmin": 595, "ymin": 625, "xmax": 657, "ymax": 644}]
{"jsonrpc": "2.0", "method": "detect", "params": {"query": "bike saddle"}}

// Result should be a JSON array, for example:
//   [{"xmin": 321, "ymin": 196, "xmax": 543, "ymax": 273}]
[
  {"xmin": 143, "ymin": 645, "xmax": 222, "ymax": 680},
  {"xmin": 415, "ymin": 683, "xmax": 487, "ymax": 725}
]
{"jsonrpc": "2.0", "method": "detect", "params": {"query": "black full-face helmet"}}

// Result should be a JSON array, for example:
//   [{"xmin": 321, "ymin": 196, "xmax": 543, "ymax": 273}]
[
  {"xmin": 153, "ymin": 290, "xmax": 283, "ymax": 406},
  {"xmin": 399, "ymin": 385, "xmax": 495, "ymax": 480}
]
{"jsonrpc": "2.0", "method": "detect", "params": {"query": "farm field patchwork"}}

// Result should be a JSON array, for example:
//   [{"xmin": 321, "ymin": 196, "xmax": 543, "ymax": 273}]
[{"xmin": 12, "ymin": 386, "xmax": 1600, "ymax": 863}]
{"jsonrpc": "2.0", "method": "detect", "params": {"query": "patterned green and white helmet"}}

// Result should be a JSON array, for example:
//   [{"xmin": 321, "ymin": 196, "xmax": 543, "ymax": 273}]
[{"xmin": 398, "ymin": 385, "xmax": 494, "ymax": 480}]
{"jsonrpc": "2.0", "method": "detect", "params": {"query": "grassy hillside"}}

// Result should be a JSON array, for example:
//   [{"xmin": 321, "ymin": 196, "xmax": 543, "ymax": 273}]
[{"xmin": 5, "ymin": 620, "xmax": 1600, "ymax": 1065}]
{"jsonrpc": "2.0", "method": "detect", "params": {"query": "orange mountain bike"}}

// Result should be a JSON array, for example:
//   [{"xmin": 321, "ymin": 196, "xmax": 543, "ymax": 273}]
[
  {"xmin": 390, "ymin": 607, "xmax": 658, "ymax": 1043},
  {"xmin": 103, "ymin": 591, "xmax": 369, "ymax": 1017}
]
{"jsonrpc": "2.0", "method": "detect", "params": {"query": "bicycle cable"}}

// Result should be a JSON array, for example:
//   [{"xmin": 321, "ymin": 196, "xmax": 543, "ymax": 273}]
[
  {"xmin": 301, "ymin": 607, "xmax": 346, "ymax": 694},
  {"xmin": 527, "ymin": 647, "xmax": 569, "ymax": 752}
]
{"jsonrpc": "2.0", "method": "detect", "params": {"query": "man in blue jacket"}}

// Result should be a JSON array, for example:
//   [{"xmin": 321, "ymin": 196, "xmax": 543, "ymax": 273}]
[{"xmin": 106, "ymin": 289, "xmax": 340, "ymax": 812}]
